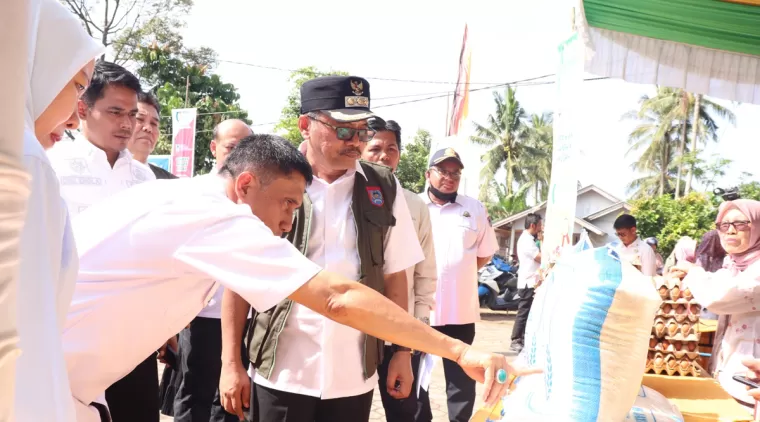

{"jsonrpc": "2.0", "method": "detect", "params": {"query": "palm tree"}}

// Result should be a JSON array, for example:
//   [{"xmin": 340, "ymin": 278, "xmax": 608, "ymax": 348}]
[
  {"xmin": 521, "ymin": 113, "xmax": 553, "ymax": 203},
  {"xmin": 623, "ymin": 87, "xmax": 735, "ymax": 198},
  {"xmin": 470, "ymin": 86, "xmax": 536, "ymax": 201},
  {"xmin": 485, "ymin": 182, "xmax": 529, "ymax": 221}
]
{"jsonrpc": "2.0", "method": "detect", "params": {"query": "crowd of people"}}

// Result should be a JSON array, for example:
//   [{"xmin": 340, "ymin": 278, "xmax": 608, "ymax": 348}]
[{"xmin": 5, "ymin": 1, "xmax": 544, "ymax": 422}]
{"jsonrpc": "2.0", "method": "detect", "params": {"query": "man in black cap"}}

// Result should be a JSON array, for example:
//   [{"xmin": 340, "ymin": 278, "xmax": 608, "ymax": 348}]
[
  {"xmin": 421, "ymin": 147, "xmax": 498, "ymax": 422},
  {"xmin": 219, "ymin": 76, "xmax": 425, "ymax": 422}
]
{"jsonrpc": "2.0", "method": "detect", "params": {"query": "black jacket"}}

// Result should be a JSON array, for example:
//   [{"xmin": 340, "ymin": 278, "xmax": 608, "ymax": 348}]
[{"xmin": 149, "ymin": 163, "xmax": 178, "ymax": 180}]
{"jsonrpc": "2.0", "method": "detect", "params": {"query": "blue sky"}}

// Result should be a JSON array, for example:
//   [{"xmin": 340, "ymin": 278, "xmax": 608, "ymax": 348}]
[{"xmin": 179, "ymin": 0, "xmax": 760, "ymax": 200}]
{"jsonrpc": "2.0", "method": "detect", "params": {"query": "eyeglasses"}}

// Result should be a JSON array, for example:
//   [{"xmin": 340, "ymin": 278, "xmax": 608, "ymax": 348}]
[
  {"xmin": 430, "ymin": 167, "xmax": 462, "ymax": 180},
  {"xmin": 716, "ymin": 220, "xmax": 751, "ymax": 233},
  {"xmin": 309, "ymin": 117, "xmax": 375, "ymax": 142}
]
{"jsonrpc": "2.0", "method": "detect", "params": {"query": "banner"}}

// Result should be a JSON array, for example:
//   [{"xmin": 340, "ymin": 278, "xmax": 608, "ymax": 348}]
[
  {"xmin": 147, "ymin": 155, "xmax": 171, "ymax": 171},
  {"xmin": 170, "ymin": 108, "xmax": 197, "ymax": 178},
  {"xmin": 542, "ymin": 32, "xmax": 583, "ymax": 266},
  {"xmin": 447, "ymin": 24, "xmax": 472, "ymax": 136}
]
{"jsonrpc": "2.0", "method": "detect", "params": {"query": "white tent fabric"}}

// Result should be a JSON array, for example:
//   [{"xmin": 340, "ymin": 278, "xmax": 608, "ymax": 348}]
[{"xmin": 576, "ymin": 6, "xmax": 760, "ymax": 105}]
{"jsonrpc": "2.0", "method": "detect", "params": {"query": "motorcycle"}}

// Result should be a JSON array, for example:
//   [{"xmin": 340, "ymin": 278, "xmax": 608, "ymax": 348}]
[{"xmin": 478, "ymin": 255, "xmax": 520, "ymax": 311}]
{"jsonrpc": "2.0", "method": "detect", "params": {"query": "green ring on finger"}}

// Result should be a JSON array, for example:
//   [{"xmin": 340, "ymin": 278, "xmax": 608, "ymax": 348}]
[{"xmin": 497, "ymin": 369, "xmax": 507, "ymax": 384}]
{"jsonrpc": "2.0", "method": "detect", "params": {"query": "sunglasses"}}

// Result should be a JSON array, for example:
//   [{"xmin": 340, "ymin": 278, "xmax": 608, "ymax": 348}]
[
  {"xmin": 716, "ymin": 220, "xmax": 751, "ymax": 233},
  {"xmin": 309, "ymin": 117, "xmax": 375, "ymax": 142}
]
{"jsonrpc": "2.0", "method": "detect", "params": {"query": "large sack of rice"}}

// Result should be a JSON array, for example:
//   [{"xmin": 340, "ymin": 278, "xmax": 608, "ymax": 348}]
[
  {"xmin": 502, "ymin": 246, "xmax": 661, "ymax": 421},
  {"xmin": 625, "ymin": 385, "xmax": 684, "ymax": 422}
]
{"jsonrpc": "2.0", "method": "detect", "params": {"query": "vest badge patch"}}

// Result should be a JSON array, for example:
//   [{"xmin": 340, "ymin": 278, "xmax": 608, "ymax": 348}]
[{"xmin": 366, "ymin": 186, "xmax": 384, "ymax": 207}]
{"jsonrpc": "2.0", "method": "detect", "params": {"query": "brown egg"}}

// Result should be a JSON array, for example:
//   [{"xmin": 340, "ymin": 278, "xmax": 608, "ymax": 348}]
[
  {"xmin": 661, "ymin": 339, "xmax": 671, "ymax": 351},
  {"xmin": 687, "ymin": 342, "xmax": 697, "ymax": 352},
  {"xmin": 683, "ymin": 287, "xmax": 693, "ymax": 300},
  {"xmin": 654, "ymin": 356, "xmax": 664, "ymax": 367},
  {"xmin": 670, "ymin": 286, "xmax": 681, "ymax": 300},
  {"xmin": 667, "ymin": 358, "xmax": 678, "ymax": 369},
  {"xmin": 649, "ymin": 337, "xmax": 657, "ymax": 348},
  {"xmin": 659, "ymin": 286, "xmax": 669, "ymax": 299},
  {"xmin": 690, "ymin": 304, "xmax": 700, "ymax": 314},
  {"xmin": 668, "ymin": 322, "xmax": 679, "ymax": 337},
  {"xmin": 662, "ymin": 303, "xmax": 673, "ymax": 314},
  {"xmin": 680, "ymin": 322, "xmax": 691, "ymax": 336},
  {"xmin": 679, "ymin": 360, "xmax": 691, "ymax": 371},
  {"xmin": 673, "ymin": 341, "xmax": 683, "ymax": 351},
  {"xmin": 676, "ymin": 304, "xmax": 687, "ymax": 315},
  {"xmin": 655, "ymin": 321, "xmax": 666, "ymax": 337}
]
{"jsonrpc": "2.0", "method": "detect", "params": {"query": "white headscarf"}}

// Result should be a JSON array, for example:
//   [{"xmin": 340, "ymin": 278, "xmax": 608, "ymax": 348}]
[{"xmin": 25, "ymin": 0, "xmax": 105, "ymax": 129}]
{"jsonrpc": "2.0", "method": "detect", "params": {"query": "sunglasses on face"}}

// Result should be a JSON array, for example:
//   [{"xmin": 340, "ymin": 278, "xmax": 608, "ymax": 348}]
[
  {"xmin": 430, "ymin": 167, "xmax": 462, "ymax": 180},
  {"xmin": 309, "ymin": 117, "xmax": 375, "ymax": 142},
  {"xmin": 716, "ymin": 221, "xmax": 751, "ymax": 233}
]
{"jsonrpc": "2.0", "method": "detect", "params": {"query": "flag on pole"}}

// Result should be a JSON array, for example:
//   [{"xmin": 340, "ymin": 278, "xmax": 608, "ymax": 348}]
[
  {"xmin": 447, "ymin": 24, "xmax": 472, "ymax": 137},
  {"xmin": 170, "ymin": 108, "xmax": 197, "ymax": 178}
]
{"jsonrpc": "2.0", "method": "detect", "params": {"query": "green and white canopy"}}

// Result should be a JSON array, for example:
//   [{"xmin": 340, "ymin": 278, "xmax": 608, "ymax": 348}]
[{"xmin": 578, "ymin": 0, "xmax": 760, "ymax": 103}]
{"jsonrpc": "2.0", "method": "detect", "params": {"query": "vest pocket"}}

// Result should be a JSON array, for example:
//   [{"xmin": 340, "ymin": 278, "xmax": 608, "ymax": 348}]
[{"xmin": 363, "ymin": 210, "xmax": 396, "ymax": 266}]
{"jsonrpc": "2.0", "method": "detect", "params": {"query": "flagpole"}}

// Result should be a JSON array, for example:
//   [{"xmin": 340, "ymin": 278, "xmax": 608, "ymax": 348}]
[{"xmin": 445, "ymin": 91, "xmax": 451, "ymax": 136}]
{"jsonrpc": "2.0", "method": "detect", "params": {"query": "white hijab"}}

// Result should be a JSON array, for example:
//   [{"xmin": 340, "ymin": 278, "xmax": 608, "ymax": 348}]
[{"xmin": 25, "ymin": 0, "xmax": 104, "ymax": 129}]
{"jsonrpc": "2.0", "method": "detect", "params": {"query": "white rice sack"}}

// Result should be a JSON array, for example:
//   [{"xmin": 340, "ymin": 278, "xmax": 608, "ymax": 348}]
[
  {"xmin": 503, "ymin": 246, "xmax": 661, "ymax": 422},
  {"xmin": 625, "ymin": 386, "xmax": 684, "ymax": 422}
]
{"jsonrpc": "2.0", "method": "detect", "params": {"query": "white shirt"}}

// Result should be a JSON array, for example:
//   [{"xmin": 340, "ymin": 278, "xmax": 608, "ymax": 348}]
[
  {"xmin": 14, "ymin": 135, "xmax": 78, "ymax": 421},
  {"xmin": 403, "ymin": 189, "xmax": 437, "ymax": 319},
  {"xmin": 424, "ymin": 193, "xmax": 499, "ymax": 326},
  {"xmin": 254, "ymin": 162, "xmax": 424, "ymax": 399},
  {"xmin": 686, "ymin": 262, "xmax": 760, "ymax": 404},
  {"xmin": 615, "ymin": 237, "xmax": 657, "ymax": 276},
  {"xmin": 63, "ymin": 175, "xmax": 321, "ymax": 415},
  {"xmin": 517, "ymin": 230, "xmax": 541, "ymax": 289},
  {"xmin": 47, "ymin": 135, "xmax": 155, "ymax": 219}
]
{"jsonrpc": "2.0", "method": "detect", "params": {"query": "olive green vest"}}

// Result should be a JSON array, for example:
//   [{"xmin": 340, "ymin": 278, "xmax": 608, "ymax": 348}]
[{"xmin": 247, "ymin": 161, "xmax": 397, "ymax": 381}]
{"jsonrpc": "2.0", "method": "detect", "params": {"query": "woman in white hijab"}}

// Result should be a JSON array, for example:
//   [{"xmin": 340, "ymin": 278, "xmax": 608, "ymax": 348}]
[{"xmin": 14, "ymin": 0, "xmax": 103, "ymax": 420}]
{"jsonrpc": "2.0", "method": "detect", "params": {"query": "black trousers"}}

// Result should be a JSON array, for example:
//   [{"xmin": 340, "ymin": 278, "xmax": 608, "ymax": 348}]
[
  {"xmin": 104, "ymin": 351, "xmax": 159, "ymax": 422},
  {"xmin": 376, "ymin": 345, "xmax": 432, "ymax": 422},
  {"xmin": 173, "ymin": 317, "xmax": 249, "ymax": 422},
  {"xmin": 251, "ymin": 384, "xmax": 373, "ymax": 422},
  {"xmin": 510, "ymin": 287, "xmax": 535, "ymax": 344},
  {"xmin": 419, "ymin": 324, "xmax": 476, "ymax": 422}
]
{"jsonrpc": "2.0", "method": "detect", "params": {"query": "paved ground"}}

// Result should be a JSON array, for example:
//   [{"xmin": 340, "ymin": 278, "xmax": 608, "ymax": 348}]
[{"xmin": 160, "ymin": 310, "xmax": 516, "ymax": 422}]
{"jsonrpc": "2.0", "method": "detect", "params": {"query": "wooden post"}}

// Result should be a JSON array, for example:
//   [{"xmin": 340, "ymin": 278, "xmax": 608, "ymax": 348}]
[{"xmin": 184, "ymin": 74, "xmax": 190, "ymax": 107}]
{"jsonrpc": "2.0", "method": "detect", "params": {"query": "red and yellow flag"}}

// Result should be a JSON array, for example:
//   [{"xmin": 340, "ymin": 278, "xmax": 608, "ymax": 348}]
[{"xmin": 448, "ymin": 24, "xmax": 472, "ymax": 136}]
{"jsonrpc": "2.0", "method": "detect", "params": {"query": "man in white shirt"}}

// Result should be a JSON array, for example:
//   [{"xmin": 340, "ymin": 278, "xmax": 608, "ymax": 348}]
[
  {"xmin": 509, "ymin": 213, "xmax": 543, "ymax": 353},
  {"xmin": 219, "ymin": 76, "xmax": 423, "ymax": 422},
  {"xmin": 362, "ymin": 118, "xmax": 437, "ymax": 422},
  {"xmin": 421, "ymin": 148, "xmax": 499, "ymax": 422},
  {"xmin": 613, "ymin": 214, "xmax": 657, "ymax": 276},
  {"xmin": 173, "ymin": 118, "xmax": 253, "ymax": 422},
  {"xmin": 63, "ymin": 134, "xmax": 528, "ymax": 422},
  {"xmin": 48, "ymin": 60, "xmax": 154, "ymax": 220},
  {"xmin": 47, "ymin": 61, "xmax": 158, "ymax": 422}
]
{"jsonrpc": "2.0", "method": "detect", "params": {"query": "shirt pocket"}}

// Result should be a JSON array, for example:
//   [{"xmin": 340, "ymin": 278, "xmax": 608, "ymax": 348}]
[
  {"xmin": 458, "ymin": 215, "xmax": 478, "ymax": 249},
  {"xmin": 363, "ymin": 209, "xmax": 396, "ymax": 266}
]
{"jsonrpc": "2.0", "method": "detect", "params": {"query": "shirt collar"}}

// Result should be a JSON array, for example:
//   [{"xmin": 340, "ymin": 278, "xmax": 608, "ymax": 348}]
[
  {"xmin": 421, "ymin": 188, "xmax": 464, "ymax": 207},
  {"xmin": 73, "ymin": 131, "xmax": 132, "ymax": 161}
]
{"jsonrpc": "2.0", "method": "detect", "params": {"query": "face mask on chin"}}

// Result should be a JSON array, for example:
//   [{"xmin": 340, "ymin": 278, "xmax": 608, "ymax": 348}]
[{"xmin": 428, "ymin": 184, "xmax": 457, "ymax": 203}]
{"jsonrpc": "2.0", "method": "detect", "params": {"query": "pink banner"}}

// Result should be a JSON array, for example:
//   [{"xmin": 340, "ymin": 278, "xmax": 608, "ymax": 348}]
[{"xmin": 170, "ymin": 108, "xmax": 197, "ymax": 178}]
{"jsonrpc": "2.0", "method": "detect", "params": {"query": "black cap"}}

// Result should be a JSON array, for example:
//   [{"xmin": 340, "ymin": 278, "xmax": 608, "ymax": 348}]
[
  {"xmin": 300, "ymin": 76, "xmax": 374, "ymax": 122},
  {"xmin": 429, "ymin": 147, "xmax": 464, "ymax": 169}
]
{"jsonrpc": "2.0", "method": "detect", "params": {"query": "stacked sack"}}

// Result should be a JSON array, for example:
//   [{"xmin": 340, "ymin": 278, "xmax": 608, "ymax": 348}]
[
  {"xmin": 646, "ymin": 276, "xmax": 702, "ymax": 376},
  {"xmin": 498, "ymin": 245, "xmax": 661, "ymax": 421}
]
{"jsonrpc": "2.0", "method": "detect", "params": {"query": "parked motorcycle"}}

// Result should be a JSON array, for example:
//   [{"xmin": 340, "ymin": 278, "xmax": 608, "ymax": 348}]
[{"xmin": 478, "ymin": 255, "xmax": 520, "ymax": 311}]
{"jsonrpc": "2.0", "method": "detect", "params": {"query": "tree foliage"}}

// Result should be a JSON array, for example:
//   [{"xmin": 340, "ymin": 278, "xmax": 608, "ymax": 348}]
[
  {"xmin": 274, "ymin": 66, "xmax": 349, "ymax": 146},
  {"xmin": 396, "ymin": 129, "xmax": 432, "ymax": 193},
  {"xmin": 132, "ymin": 44, "xmax": 250, "ymax": 174},
  {"xmin": 485, "ymin": 182, "xmax": 529, "ymax": 221},
  {"xmin": 469, "ymin": 86, "xmax": 552, "ymax": 202},
  {"xmin": 631, "ymin": 193, "xmax": 716, "ymax": 257},
  {"xmin": 61, "ymin": 0, "xmax": 193, "ymax": 64}
]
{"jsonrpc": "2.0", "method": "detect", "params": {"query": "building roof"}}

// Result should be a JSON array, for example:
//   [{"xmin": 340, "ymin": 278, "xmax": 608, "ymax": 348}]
[
  {"xmin": 492, "ymin": 184, "xmax": 624, "ymax": 229},
  {"xmin": 584, "ymin": 201, "xmax": 633, "ymax": 221}
]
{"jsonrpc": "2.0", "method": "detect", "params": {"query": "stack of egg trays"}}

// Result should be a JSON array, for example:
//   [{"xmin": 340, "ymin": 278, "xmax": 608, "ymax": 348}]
[{"xmin": 645, "ymin": 276, "xmax": 702, "ymax": 377}]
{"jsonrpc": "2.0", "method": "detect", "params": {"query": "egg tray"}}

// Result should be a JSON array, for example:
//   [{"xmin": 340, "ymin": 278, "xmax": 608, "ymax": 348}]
[
  {"xmin": 645, "ymin": 352, "xmax": 701, "ymax": 377},
  {"xmin": 652, "ymin": 317, "xmax": 699, "ymax": 340},
  {"xmin": 649, "ymin": 337, "xmax": 700, "ymax": 359},
  {"xmin": 656, "ymin": 301, "xmax": 702, "ymax": 323}
]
